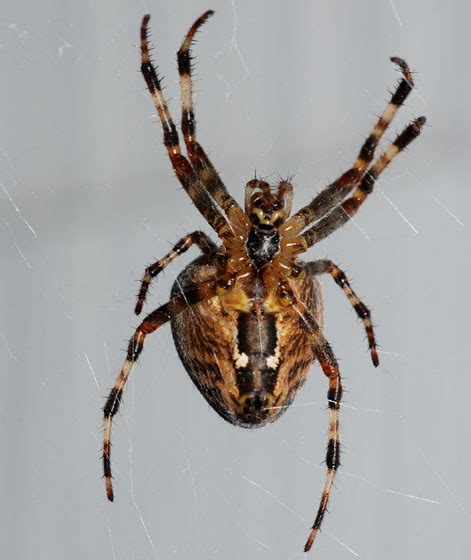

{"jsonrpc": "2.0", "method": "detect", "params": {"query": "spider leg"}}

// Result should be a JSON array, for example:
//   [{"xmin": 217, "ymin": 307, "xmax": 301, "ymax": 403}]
[
  {"xmin": 103, "ymin": 278, "xmax": 216, "ymax": 501},
  {"xmin": 292, "ymin": 300, "xmax": 342, "ymax": 553},
  {"xmin": 140, "ymin": 16, "xmax": 234, "ymax": 240},
  {"xmin": 283, "ymin": 58, "xmax": 416, "ymax": 235},
  {"xmin": 177, "ymin": 11, "xmax": 248, "ymax": 228},
  {"xmin": 305, "ymin": 260, "xmax": 378, "ymax": 366},
  {"xmin": 135, "ymin": 231, "xmax": 217, "ymax": 315},
  {"xmin": 301, "ymin": 115, "xmax": 426, "ymax": 247},
  {"xmin": 305, "ymin": 352, "xmax": 342, "ymax": 553}
]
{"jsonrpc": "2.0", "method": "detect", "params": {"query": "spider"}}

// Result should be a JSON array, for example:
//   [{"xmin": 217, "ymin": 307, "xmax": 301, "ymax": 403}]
[{"xmin": 102, "ymin": 10, "xmax": 425, "ymax": 553}]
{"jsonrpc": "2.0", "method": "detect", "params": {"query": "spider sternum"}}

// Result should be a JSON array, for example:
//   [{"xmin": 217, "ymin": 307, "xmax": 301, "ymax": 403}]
[{"xmin": 246, "ymin": 225, "xmax": 280, "ymax": 268}]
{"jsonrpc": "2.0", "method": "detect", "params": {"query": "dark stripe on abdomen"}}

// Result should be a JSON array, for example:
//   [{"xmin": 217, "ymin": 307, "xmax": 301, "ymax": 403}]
[{"xmin": 236, "ymin": 312, "xmax": 279, "ymax": 393}]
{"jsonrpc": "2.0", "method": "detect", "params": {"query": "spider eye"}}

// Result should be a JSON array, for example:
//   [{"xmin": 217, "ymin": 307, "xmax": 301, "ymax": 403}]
[{"xmin": 271, "ymin": 200, "xmax": 282, "ymax": 211}]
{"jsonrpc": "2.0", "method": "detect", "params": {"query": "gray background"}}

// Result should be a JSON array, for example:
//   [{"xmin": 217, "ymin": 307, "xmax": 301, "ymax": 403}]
[{"xmin": 1, "ymin": 1, "xmax": 469, "ymax": 558}]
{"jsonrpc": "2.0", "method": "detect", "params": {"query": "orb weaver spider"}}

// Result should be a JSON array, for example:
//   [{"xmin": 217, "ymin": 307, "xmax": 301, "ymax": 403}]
[{"xmin": 102, "ymin": 10, "xmax": 426, "ymax": 553}]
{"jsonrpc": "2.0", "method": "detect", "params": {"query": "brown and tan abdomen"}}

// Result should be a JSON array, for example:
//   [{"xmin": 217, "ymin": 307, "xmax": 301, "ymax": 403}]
[{"xmin": 171, "ymin": 258, "xmax": 323, "ymax": 427}]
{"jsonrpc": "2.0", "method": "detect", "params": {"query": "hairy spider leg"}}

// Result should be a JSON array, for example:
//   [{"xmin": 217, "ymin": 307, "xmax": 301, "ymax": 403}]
[
  {"xmin": 140, "ymin": 16, "xmax": 234, "ymax": 240},
  {"xmin": 306, "ymin": 260, "xmax": 379, "ymax": 366},
  {"xmin": 283, "ymin": 57, "xmax": 416, "ymax": 235},
  {"xmin": 291, "ymin": 299, "xmax": 343, "ymax": 553},
  {"xmin": 103, "ymin": 279, "xmax": 216, "ymax": 501},
  {"xmin": 301, "ymin": 116, "xmax": 426, "ymax": 247},
  {"xmin": 177, "ymin": 11, "xmax": 248, "ymax": 229},
  {"xmin": 135, "ymin": 231, "xmax": 217, "ymax": 315},
  {"xmin": 305, "ymin": 362, "xmax": 342, "ymax": 553}
]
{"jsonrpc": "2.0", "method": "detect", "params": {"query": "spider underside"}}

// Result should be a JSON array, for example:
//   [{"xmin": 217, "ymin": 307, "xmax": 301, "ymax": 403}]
[{"xmin": 102, "ymin": 10, "xmax": 425, "ymax": 553}]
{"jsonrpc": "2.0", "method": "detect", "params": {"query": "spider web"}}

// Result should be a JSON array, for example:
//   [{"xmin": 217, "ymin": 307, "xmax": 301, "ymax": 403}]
[{"xmin": 1, "ymin": 1, "xmax": 469, "ymax": 559}]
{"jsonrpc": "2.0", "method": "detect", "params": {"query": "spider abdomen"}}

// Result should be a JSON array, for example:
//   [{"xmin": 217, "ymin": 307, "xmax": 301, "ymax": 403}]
[{"xmin": 170, "ymin": 257, "xmax": 324, "ymax": 427}]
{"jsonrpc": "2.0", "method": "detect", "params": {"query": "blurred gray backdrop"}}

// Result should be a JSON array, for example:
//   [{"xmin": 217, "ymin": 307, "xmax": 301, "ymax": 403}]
[{"xmin": 1, "ymin": 1, "xmax": 469, "ymax": 558}]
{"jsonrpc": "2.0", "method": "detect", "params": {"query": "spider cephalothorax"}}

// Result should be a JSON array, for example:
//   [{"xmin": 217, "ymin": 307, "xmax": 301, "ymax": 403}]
[
  {"xmin": 243, "ymin": 179, "xmax": 294, "ymax": 269},
  {"xmin": 102, "ymin": 9, "xmax": 425, "ymax": 554}
]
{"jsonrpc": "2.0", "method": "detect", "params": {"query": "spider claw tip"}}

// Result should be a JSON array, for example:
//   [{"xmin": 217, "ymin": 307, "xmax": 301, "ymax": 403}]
[
  {"xmin": 106, "ymin": 478, "xmax": 115, "ymax": 501},
  {"xmin": 417, "ymin": 116, "xmax": 427, "ymax": 126},
  {"xmin": 372, "ymin": 351, "xmax": 379, "ymax": 367}
]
